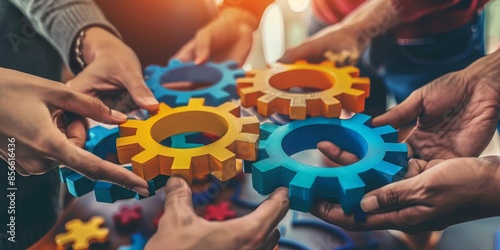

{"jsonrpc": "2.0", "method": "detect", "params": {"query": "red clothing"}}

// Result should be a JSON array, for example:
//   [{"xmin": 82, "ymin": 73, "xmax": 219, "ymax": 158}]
[{"xmin": 311, "ymin": 0, "xmax": 489, "ymax": 39}]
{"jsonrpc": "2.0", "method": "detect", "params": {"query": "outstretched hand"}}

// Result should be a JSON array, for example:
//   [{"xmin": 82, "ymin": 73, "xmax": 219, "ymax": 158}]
[
  {"xmin": 373, "ymin": 69, "xmax": 500, "ymax": 160},
  {"xmin": 0, "ymin": 68, "xmax": 150, "ymax": 196},
  {"xmin": 310, "ymin": 156, "xmax": 500, "ymax": 233},
  {"xmin": 146, "ymin": 177, "xmax": 289, "ymax": 250}
]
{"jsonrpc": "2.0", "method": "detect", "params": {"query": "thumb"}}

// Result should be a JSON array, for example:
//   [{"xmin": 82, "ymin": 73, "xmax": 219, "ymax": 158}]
[
  {"xmin": 372, "ymin": 88, "xmax": 424, "ymax": 128},
  {"xmin": 360, "ymin": 178, "xmax": 420, "ymax": 213},
  {"xmin": 162, "ymin": 177, "xmax": 196, "ymax": 226}
]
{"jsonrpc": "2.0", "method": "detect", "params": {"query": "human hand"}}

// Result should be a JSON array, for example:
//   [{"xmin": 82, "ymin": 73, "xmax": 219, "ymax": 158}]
[
  {"xmin": 373, "ymin": 53, "xmax": 500, "ymax": 160},
  {"xmin": 67, "ymin": 27, "xmax": 158, "ymax": 113},
  {"xmin": 173, "ymin": 8, "xmax": 258, "ymax": 66},
  {"xmin": 279, "ymin": 0, "xmax": 400, "ymax": 65},
  {"xmin": 0, "ymin": 68, "xmax": 150, "ymax": 196},
  {"xmin": 279, "ymin": 23, "xmax": 364, "ymax": 66},
  {"xmin": 146, "ymin": 177, "xmax": 289, "ymax": 250},
  {"xmin": 310, "ymin": 156, "xmax": 500, "ymax": 233}
]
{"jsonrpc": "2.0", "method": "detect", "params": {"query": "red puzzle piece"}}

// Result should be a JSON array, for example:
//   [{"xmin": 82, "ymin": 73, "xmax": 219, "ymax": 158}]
[
  {"xmin": 113, "ymin": 205, "xmax": 143, "ymax": 232},
  {"xmin": 204, "ymin": 202, "xmax": 236, "ymax": 221}
]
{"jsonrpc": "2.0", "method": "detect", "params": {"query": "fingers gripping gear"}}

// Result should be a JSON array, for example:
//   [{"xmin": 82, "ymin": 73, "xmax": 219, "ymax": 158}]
[
  {"xmin": 237, "ymin": 60, "xmax": 370, "ymax": 119},
  {"xmin": 117, "ymin": 98, "xmax": 260, "ymax": 183},
  {"xmin": 244, "ymin": 114, "xmax": 407, "ymax": 213},
  {"xmin": 145, "ymin": 60, "xmax": 245, "ymax": 107}
]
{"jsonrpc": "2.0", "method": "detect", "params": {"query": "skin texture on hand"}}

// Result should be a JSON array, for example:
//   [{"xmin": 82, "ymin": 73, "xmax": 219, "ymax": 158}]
[
  {"xmin": 279, "ymin": 0, "xmax": 401, "ymax": 65},
  {"xmin": 372, "ymin": 51, "xmax": 500, "ymax": 160},
  {"xmin": 0, "ymin": 68, "xmax": 150, "ymax": 196},
  {"xmin": 311, "ymin": 156, "xmax": 500, "ymax": 233},
  {"xmin": 67, "ymin": 27, "xmax": 158, "ymax": 113},
  {"xmin": 173, "ymin": 7, "xmax": 258, "ymax": 66},
  {"xmin": 146, "ymin": 177, "xmax": 289, "ymax": 250}
]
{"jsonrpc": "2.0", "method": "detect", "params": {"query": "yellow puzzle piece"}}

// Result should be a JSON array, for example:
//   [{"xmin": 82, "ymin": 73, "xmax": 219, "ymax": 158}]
[
  {"xmin": 116, "ymin": 98, "xmax": 260, "ymax": 183},
  {"xmin": 237, "ymin": 60, "xmax": 370, "ymax": 119},
  {"xmin": 55, "ymin": 216, "xmax": 109, "ymax": 250}
]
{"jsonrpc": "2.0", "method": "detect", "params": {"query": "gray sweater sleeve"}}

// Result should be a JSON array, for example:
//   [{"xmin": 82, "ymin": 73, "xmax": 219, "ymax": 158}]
[{"xmin": 8, "ymin": 0, "xmax": 120, "ymax": 73}]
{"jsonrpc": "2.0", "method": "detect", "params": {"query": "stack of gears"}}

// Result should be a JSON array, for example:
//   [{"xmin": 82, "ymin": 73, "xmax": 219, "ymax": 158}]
[{"xmin": 58, "ymin": 59, "xmax": 407, "ymax": 248}]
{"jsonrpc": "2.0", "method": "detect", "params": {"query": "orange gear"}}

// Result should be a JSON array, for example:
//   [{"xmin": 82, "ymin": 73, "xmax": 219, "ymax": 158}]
[
  {"xmin": 237, "ymin": 60, "xmax": 370, "ymax": 119},
  {"xmin": 116, "ymin": 98, "xmax": 259, "ymax": 183}
]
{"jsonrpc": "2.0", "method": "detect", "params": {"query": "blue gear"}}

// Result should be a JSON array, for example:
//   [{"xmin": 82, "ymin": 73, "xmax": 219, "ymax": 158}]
[
  {"xmin": 61, "ymin": 125, "xmax": 197, "ymax": 202},
  {"xmin": 244, "ymin": 114, "xmax": 408, "ymax": 213},
  {"xmin": 144, "ymin": 59, "xmax": 245, "ymax": 107}
]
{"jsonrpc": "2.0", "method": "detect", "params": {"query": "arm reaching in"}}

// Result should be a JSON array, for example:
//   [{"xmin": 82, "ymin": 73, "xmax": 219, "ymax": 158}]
[
  {"xmin": 0, "ymin": 68, "xmax": 150, "ymax": 196},
  {"xmin": 146, "ymin": 177, "xmax": 289, "ymax": 250}
]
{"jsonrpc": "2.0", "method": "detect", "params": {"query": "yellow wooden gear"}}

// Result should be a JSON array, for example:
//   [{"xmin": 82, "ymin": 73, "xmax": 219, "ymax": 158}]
[
  {"xmin": 237, "ymin": 60, "xmax": 370, "ymax": 119},
  {"xmin": 116, "ymin": 98, "xmax": 259, "ymax": 183}
]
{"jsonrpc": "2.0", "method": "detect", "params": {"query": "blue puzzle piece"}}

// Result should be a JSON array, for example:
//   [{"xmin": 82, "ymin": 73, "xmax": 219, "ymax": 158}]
[
  {"xmin": 245, "ymin": 114, "xmax": 408, "ymax": 213},
  {"xmin": 144, "ymin": 59, "xmax": 245, "ymax": 107},
  {"xmin": 118, "ymin": 233, "xmax": 148, "ymax": 250}
]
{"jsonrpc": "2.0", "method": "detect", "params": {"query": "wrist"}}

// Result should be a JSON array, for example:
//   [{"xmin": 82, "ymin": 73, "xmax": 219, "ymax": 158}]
[
  {"xmin": 476, "ymin": 156, "xmax": 500, "ymax": 215},
  {"xmin": 463, "ymin": 50, "xmax": 500, "ymax": 90},
  {"xmin": 79, "ymin": 26, "xmax": 123, "ymax": 64},
  {"xmin": 219, "ymin": 7, "xmax": 259, "ymax": 31}
]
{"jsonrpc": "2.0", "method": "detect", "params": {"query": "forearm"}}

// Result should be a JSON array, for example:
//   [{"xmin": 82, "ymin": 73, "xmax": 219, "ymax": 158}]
[
  {"xmin": 339, "ymin": 0, "xmax": 401, "ymax": 41},
  {"xmin": 464, "ymin": 50, "xmax": 500, "ymax": 80},
  {"xmin": 219, "ymin": 0, "xmax": 274, "ymax": 30},
  {"xmin": 8, "ymin": 0, "xmax": 120, "ymax": 73}
]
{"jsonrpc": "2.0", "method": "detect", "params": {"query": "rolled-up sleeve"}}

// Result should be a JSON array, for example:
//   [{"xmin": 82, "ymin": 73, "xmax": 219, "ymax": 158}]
[{"xmin": 8, "ymin": 0, "xmax": 120, "ymax": 73}]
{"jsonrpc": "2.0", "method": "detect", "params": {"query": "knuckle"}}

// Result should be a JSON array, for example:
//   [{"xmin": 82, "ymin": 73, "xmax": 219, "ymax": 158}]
[{"xmin": 383, "ymin": 188, "xmax": 400, "ymax": 208}]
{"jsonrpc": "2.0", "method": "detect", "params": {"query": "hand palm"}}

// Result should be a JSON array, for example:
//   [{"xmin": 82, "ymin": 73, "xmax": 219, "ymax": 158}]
[{"xmin": 407, "ymin": 72, "xmax": 500, "ymax": 159}]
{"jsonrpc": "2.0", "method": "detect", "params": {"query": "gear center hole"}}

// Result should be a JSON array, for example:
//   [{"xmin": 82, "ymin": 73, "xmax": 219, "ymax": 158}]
[
  {"xmin": 269, "ymin": 69, "xmax": 334, "ymax": 93},
  {"xmin": 284, "ymin": 124, "xmax": 366, "ymax": 168},
  {"xmin": 161, "ymin": 65, "xmax": 222, "ymax": 91},
  {"xmin": 151, "ymin": 111, "xmax": 228, "ymax": 148}
]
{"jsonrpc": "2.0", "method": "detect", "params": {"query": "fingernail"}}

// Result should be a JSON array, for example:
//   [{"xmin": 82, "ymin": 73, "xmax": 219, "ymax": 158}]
[
  {"xmin": 360, "ymin": 196, "xmax": 379, "ymax": 212},
  {"xmin": 111, "ymin": 110, "xmax": 128, "ymax": 120},
  {"xmin": 143, "ymin": 96, "xmax": 159, "ymax": 106},
  {"xmin": 133, "ymin": 187, "xmax": 150, "ymax": 197}
]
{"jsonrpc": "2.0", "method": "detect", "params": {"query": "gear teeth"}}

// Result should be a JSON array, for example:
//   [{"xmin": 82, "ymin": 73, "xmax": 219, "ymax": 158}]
[
  {"xmin": 338, "ymin": 174, "xmax": 365, "ymax": 213},
  {"xmin": 260, "ymin": 123, "xmax": 280, "ymax": 140},
  {"xmin": 237, "ymin": 116, "xmax": 260, "ymax": 134},
  {"xmin": 373, "ymin": 126, "xmax": 399, "ymax": 142},
  {"xmin": 117, "ymin": 98, "xmax": 257, "ymax": 184},
  {"xmin": 373, "ymin": 161, "xmax": 406, "ymax": 182},
  {"xmin": 236, "ymin": 61, "xmax": 370, "ymax": 119},
  {"xmin": 146, "ymin": 60, "xmax": 243, "ymax": 107},
  {"xmin": 340, "ymin": 88, "xmax": 367, "ymax": 112},
  {"xmin": 352, "ymin": 77, "xmax": 371, "ymax": 98},
  {"xmin": 339, "ymin": 65, "xmax": 360, "ymax": 77},
  {"xmin": 132, "ymin": 150, "xmax": 160, "ymax": 180},
  {"xmin": 258, "ymin": 93, "xmax": 279, "ymax": 116},
  {"xmin": 246, "ymin": 114, "xmax": 407, "ymax": 213},
  {"xmin": 209, "ymin": 148, "xmax": 236, "ymax": 181},
  {"xmin": 251, "ymin": 158, "xmax": 283, "ymax": 194},
  {"xmin": 239, "ymin": 86, "xmax": 262, "ymax": 108},
  {"xmin": 289, "ymin": 172, "xmax": 316, "ymax": 212},
  {"xmin": 170, "ymin": 156, "xmax": 193, "ymax": 182},
  {"xmin": 208, "ymin": 91, "xmax": 231, "ymax": 105},
  {"xmin": 320, "ymin": 95, "xmax": 342, "ymax": 117},
  {"xmin": 346, "ymin": 113, "xmax": 371, "ymax": 125},
  {"xmin": 168, "ymin": 59, "xmax": 183, "ymax": 67},
  {"xmin": 382, "ymin": 143, "xmax": 408, "ymax": 166},
  {"xmin": 295, "ymin": 60, "xmax": 309, "ymax": 65},
  {"xmin": 218, "ymin": 102, "xmax": 240, "ymax": 117},
  {"xmin": 175, "ymin": 94, "xmax": 191, "ymax": 106},
  {"xmin": 289, "ymin": 98, "xmax": 307, "ymax": 119}
]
